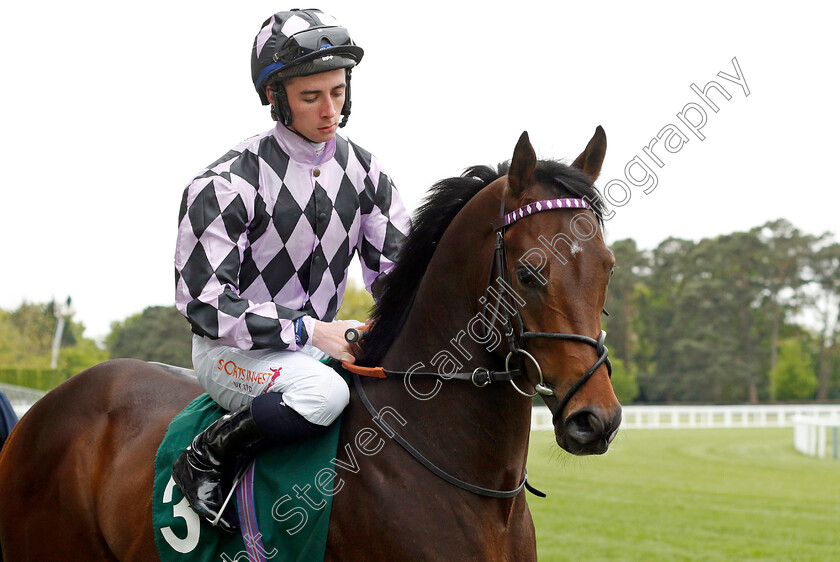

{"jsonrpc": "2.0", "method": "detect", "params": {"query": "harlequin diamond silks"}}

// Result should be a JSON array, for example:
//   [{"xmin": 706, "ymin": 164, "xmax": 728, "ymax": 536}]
[{"xmin": 175, "ymin": 124, "xmax": 410, "ymax": 351}]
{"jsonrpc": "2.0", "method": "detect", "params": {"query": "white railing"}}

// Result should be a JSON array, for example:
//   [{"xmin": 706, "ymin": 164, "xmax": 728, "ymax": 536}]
[
  {"xmin": 0, "ymin": 382, "xmax": 46, "ymax": 419},
  {"xmin": 793, "ymin": 414, "xmax": 840, "ymax": 459},
  {"xmin": 531, "ymin": 404, "xmax": 840, "ymax": 431},
  {"xmin": 6, "ymin": 386, "xmax": 840, "ymax": 460}
]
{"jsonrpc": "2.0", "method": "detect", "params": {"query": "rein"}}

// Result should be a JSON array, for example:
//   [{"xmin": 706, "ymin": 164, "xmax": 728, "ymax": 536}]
[
  {"xmin": 349, "ymin": 195, "xmax": 611, "ymax": 499},
  {"xmin": 351, "ymin": 372, "xmax": 543, "ymax": 499}
]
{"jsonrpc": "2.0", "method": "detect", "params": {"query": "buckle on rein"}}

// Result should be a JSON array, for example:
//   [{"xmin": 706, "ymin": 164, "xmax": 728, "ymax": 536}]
[
  {"xmin": 471, "ymin": 367, "xmax": 492, "ymax": 388},
  {"xmin": 469, "ymin": 352, "xmax": 554, "ymax": 397}
]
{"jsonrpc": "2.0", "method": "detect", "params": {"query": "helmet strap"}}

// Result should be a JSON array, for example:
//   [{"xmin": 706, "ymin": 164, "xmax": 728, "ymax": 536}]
[
  {"xmin": 339, "ymin": 68, "xmax": 352, "ymax": 128},
  {"xmin": 269, "ymin": 82, "xmax": 293, "ymax": 125}
]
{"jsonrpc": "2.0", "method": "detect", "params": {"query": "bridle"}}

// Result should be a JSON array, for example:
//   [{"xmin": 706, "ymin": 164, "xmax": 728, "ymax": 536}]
[
  {"xmin": 350, "ymin": 193, "xmax": 612, "ymax": 499},
  {"xmin": 486, "ymin": 195, "xmax": 612, "ymax": 424}
]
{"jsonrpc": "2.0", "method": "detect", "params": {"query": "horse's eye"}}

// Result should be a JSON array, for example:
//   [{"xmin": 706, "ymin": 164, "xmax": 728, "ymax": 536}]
[{"xmin": 516, "ymin": 267, "xmax": 539, "ymax": 287}]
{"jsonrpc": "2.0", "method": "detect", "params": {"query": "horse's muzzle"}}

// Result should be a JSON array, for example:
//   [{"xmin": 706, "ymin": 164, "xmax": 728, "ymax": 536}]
[{"xmin": 556, "ymin": 405, "xmax": 622, "ymax": 455}]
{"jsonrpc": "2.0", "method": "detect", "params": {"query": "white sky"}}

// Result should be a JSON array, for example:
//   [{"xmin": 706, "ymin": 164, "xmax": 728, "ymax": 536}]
[{"xmin": 2, "ymin": 1, "xmax": 838, "ymax": 340}]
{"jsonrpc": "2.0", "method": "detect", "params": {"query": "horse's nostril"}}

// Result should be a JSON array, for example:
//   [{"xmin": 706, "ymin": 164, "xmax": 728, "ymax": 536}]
[
  {"xmin": 566, "ymin": 410, "xmax": 604, "ymax": 441},
  {"xmin": 575, "ymin": 413, "xmax": 594, "ymax": 434}
]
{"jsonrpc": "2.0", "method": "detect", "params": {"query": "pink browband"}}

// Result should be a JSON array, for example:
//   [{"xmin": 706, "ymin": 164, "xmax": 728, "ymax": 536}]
[{"xmin": 501, "ymin": 198, "xmax": 591, "ymax": 228}]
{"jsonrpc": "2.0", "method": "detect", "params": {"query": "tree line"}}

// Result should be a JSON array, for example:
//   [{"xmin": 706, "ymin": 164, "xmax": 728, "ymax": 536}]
[
  {"xmin": 605, "ymin": 219, "xmax": 840, "ymax": 403},
  {"xmin": 0, "ymin": 287, "xmax": 373, "ymax": 390},
  {"xmin": 2, "ymin": 217, "xmax": 837, "ymax": 403}
]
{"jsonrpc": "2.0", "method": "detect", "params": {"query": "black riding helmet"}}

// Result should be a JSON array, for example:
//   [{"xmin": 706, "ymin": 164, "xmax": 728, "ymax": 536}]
[{"xmin": 251, "ymin": 9, "xmax": 364, "ymax": 127}]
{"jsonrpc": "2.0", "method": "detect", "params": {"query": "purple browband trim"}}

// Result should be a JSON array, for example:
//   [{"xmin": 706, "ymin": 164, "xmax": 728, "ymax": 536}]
[{"xmin": 503, "ymin": 198, "xmax": 591, "ymax": 227}]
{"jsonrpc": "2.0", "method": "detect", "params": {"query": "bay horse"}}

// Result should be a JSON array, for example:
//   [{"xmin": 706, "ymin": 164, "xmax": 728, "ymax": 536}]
[{"xmin": 0, "ymin": 128, "xmax": 621, "ymax": 561}]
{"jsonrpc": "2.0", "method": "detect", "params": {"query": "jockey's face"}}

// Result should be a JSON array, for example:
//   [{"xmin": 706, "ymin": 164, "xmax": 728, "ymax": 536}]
[{"xmin": 278, "ymin": 69, "xmax": 347, "ymax": 143}]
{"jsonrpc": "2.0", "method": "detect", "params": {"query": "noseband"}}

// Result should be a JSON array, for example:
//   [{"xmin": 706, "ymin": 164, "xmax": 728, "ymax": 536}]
[{"xmin": 487, "ymin": 195, "xmax": 612, "ymax": 422}]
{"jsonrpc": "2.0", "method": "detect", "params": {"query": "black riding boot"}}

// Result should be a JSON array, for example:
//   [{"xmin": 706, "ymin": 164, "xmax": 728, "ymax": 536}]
[
  {"xmin": 172, "ymin": 393, "xmax": 328, "ymax": 533},
  {"xmin": 172, "ymin": 403, "xmax": 268, "ymax": 532}
]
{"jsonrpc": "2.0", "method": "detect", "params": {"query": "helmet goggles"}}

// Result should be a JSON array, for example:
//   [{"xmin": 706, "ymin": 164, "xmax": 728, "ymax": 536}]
[{"xmin": 256, "ymin": 26, "xmax": 362, "ymax": 90}]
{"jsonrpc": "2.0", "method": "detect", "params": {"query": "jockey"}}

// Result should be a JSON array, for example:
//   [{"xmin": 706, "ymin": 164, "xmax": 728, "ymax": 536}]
[{"xmin": 172, "ymin": 8, "xmax": 410, "ymax": 532}]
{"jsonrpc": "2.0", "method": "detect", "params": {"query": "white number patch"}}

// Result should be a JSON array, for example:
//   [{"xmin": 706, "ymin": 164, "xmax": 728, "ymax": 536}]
[{"xmin": 160, "ymin": 475, "xmax": 201, "ymax": 553}]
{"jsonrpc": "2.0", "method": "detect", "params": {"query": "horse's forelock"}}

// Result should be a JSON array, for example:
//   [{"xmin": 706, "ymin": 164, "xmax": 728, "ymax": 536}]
[{"xmin": 533, "ymin": 161, "xmax": 607, "ymax": 226}]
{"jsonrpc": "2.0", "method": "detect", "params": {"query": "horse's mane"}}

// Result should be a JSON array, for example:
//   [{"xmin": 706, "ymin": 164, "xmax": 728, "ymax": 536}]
[{"xmin": 360, "ymin": 159, "xmax": 606, "ymax": 366}]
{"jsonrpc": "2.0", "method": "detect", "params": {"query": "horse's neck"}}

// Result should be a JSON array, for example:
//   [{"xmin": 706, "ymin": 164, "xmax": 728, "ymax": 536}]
[{"xmin": 377, "ymin": 184, "xmax": 532, "ymax": 489}]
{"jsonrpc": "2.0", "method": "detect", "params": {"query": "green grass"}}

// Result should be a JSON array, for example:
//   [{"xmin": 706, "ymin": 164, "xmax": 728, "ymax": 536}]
[{"xmin": 526, "ymin": 428, "xmax": 840, "ymax": 561}]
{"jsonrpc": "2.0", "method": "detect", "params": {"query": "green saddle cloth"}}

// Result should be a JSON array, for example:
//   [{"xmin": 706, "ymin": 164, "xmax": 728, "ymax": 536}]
[{"xmin": 152, "ymin": 393, "xmax": 342, "ymax": 561}]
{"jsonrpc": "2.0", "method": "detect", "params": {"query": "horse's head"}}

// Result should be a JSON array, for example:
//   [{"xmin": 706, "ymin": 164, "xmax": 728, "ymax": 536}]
[{"xmin": 499, "ymin": 128, "xmax": 621, "ymax": 455}]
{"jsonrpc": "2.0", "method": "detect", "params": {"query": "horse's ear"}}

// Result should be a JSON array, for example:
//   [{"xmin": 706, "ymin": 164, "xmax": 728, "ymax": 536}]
[
  {"xmin": 508, "ymin": 131, "xmax": 537, "ymax": 196},
  {"xmin": 572, "ymin": 126, "xmax": 607, "ymax": 182}
]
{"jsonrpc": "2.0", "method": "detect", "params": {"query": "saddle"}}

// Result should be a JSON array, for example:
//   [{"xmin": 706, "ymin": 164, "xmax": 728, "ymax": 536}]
[
  {"xmin": 148, "ymin": 361, "xmax": 198, "ymax": 381},
  {"xmin": 151, "ymin": 362, "xmax": 346, "ymax": 562}
]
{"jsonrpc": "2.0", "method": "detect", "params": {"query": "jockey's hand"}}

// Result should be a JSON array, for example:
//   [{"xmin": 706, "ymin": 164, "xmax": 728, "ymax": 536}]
[{"xmin": 311, "ymin": 320, "xmax": 361, "ymax": 364}]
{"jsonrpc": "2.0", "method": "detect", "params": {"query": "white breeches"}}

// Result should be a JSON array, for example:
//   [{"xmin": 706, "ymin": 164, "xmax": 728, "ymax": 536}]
[{"xmin": 191, "ymin": 335, "xmax": 350, "ymax": 426}]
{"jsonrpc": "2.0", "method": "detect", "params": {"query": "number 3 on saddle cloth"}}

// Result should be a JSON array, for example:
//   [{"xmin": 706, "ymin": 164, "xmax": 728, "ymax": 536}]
[{"xmin": 152, "ymin": 369, "xmax": 352, "ymax": 562}]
